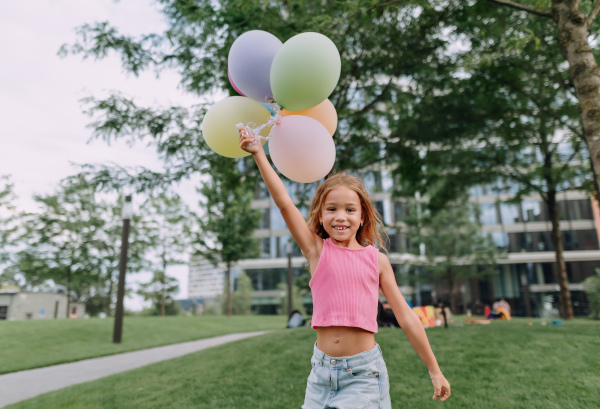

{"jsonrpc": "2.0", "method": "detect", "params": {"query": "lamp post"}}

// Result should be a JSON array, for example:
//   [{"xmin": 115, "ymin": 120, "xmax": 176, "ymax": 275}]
[
  {"xmin": 286, "ymin": 240, "xmax": 293, "ymax": 317},
  {"xmin": 113, "ymin": 195, "xmax": 133, "ymax": 344}
]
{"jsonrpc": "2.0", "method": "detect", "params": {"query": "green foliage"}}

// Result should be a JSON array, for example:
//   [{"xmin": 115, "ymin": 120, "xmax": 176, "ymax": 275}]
[
  {"xmin": 0, "ymin": 175, "xmax": 19, "ymax": 269},
  {"xmin": 194, "ymin": 158, "xmax": 261, "ymax": 267},
  {"xmin": 227, "ymin": 271, "xmax": 252, "ymax": 315},
  {"xmin": 137, "ymin": 270, "xmax": 180, "ymax": 316},
  {"xmin": 405, "ymin": 195, "xmax": 501, "ymax": 309},
  {"xmin": 277, "ymin": 282, "xmax": 307, "ymax": 316},
  {"xmin": 583, "ymin": 269, "xmax": 600, "ymax": 319}
]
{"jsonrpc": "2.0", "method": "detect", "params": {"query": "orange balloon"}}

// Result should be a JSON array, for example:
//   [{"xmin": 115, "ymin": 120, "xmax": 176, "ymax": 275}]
[{"xmin": 279, "ymin": 99, "xmax": 337, "ymax": 136}]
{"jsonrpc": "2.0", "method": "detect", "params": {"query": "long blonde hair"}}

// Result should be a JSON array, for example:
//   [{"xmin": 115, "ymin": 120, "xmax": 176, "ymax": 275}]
[{"xmin": 307, "ymin": 173, "xmax": 388, "ymax": 251}]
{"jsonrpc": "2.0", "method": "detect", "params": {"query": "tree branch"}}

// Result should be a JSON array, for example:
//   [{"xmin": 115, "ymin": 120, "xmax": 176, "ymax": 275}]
[
  {"xmin": 587, "ymin": 1, "xmax": 600, "ymax": 26},
  {"xmin": 486, "ymin": 0, "xmax": 552, "ymax": 18}
]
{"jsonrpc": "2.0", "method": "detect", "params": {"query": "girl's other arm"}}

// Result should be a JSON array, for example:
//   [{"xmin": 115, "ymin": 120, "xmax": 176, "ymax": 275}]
[
  {"xmin": 239, "ymin": 129, "xmax": 319, "ymax": 258},
  {"xmin": 378, "ymin": 252, "xmax": 451, "ymax": 402}
]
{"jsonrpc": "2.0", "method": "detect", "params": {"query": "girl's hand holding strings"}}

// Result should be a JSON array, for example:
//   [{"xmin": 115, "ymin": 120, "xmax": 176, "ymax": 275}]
[{"xmin": 238, "ymin": 127, "xmax": 262, "ymax": 155}]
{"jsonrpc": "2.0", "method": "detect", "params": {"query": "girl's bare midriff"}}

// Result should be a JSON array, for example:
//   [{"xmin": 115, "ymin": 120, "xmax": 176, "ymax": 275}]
[{"xmin": 316, "ymin": 326, "xmax": 376, "ymax": 357}]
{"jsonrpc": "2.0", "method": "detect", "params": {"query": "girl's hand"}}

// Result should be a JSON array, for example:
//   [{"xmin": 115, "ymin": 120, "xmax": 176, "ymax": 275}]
[
  {"xmin": 431, "ymin": 375, "xmax": 451, "ymax": 402},
  {"xmin": 238, "ymin": 127, "xmax": 262, "ymax": 155}
]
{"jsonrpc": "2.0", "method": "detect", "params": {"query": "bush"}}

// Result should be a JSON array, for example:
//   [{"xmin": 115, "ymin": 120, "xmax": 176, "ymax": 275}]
[{"xmin": 583, "ymin": 269, "xmax": 600, "ymax": 319}]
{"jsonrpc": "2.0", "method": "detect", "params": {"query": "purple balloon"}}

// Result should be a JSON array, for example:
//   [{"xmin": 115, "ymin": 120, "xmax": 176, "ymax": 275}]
[
  {"xmin": 228, "ymin": 31, "xmax": 282, "ymax": 103},
  {"xmin": 228, "ymin": 69, "xmax": 246, "ymax": 96}
]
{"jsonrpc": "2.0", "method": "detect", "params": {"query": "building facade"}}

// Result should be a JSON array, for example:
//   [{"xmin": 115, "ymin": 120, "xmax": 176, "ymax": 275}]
[
  {"xmin": 0, "ymin": 289, "xmax": 86, "ymax": 320},
  {"xmin": 190, "ymin": 170, "xmax": 599, "ymax": 317}
]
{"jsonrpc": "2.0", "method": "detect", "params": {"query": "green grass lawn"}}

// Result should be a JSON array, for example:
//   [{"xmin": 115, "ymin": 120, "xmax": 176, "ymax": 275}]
[
  {"xmin": 5, "ymin": 317, "xmax": 600, "ymax": 409},
  {"xmin": 0, "ymin": 315, "xmax": 286, "ymax": 374}
]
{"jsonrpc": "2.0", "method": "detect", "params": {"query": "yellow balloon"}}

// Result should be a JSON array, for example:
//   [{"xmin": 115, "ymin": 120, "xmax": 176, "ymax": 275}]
[
  {"xmin": 280, "ymin": 99, "xmax": 337, "ymax": 136},
  {"xmin": 202, "ymin": 96, "xmax": 270, "ymax": 158}
]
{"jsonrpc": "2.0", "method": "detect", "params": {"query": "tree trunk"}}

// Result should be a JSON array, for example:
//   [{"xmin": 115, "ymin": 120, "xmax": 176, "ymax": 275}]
[
  {"xmin": 553, "ymin": 2, "xmax": 600, "ymax": 192},
  {"xmin": 161, "ymin": 260, "xmax": 167, "ymax": 316},
  {"xmin": 161, "ymin": 281, "xmax": 166, "ymax": 317},
  {"xmin": 547, "ymin": 190, "xmax": 574, "ymax": 319},
  {"xmin": 107, "ymin": 272, "xmax": 114, "ymax": 317},
  {"xmin": 66, "ymin": 267, "xmax": 71, "ymax": 319},
  {"xmin": 226, "ymin": 263, "xmax": 232, "ymax": 317},
  {"xmin": 447, "ymin": 268, "xmax": 456, "ymax": 313}
]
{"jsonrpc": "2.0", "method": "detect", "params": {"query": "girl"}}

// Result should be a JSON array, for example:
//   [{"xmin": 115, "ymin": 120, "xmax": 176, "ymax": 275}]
[{"xmin": 239, "ymin": 129, "xmax": 451, "ymax": 408}]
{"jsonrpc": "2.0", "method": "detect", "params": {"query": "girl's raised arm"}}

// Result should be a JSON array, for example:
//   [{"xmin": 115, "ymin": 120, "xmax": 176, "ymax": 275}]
[{"xmin": 239, "ymin": 129, "xmax": 320, "ymax": 258}]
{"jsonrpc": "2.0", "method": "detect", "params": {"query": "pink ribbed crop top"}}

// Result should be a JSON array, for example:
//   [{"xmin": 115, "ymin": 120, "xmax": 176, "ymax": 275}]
[{"xmin": 309, "ymin": 238, "xmax": 380, "ymax": 333}]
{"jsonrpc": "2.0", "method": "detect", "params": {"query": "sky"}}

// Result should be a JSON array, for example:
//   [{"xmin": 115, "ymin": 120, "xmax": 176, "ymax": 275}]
[{"xmin": 0, "ymin": 1, "xmax": 207, "ymax": 311}]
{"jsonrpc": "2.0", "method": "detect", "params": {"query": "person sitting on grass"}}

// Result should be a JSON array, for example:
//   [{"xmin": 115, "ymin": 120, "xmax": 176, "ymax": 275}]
[{"xmin": 239, "ymin": 128, "xmax": 451, "ymax": 408}]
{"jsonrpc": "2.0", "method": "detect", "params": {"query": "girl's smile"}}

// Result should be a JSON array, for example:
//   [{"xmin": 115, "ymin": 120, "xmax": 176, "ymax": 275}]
[{"xmin": 320, "ymin": 187, "xmax": 364, "ymax": 248}]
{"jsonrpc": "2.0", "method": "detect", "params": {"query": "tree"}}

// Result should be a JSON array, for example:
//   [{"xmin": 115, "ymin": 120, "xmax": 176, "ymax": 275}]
[
  {"xmin": 141, "ymin": 193, "xmax": 192, "ymax": 316},
  {"xmin": 194, "ymin": 157, "xmax": 261, "ymax": 317},
  {"xmin": 0, "ymin": 175, "xmax": 18, "ymax": 269},
  {"xmin": 583, "ymin": 268, "xmax": 600, "ymax": 319},
  {"xmin": 137, "ymin": 269, "xmax": 180, "ymax": 315},
  {"xmin": 90, "ymin": 196, "xmax": 151, "ymax": 316},
  {"xmin": 230, "ymin": 271, "xmax": 253, "ymax": 315},
  {"xmin": 484, "ymin": 0, "xmax": 600, "ymax": 193},
  {"xmin": 379, "ymin": 4, "xmax": 590, "ymax": 319},
  {"xmin": 58, "ymin": 1, "xmax": 457, "ymax": 193},
  {"xmin": 405, "ymin": 196, "xmax": 500, "ymax": 313},
  {"xmin": 10, "ymin": 176, "xmax": 105, "ymax": 317}
]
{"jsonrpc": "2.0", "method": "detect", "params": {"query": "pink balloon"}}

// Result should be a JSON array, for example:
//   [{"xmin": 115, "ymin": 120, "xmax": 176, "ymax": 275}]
[
  {"xmin": 269, "ymin": 115, "xmax": 336, "ymax": 183},
  {"xmin": 228, "ymin": 69, "xmax": 246, "ymax": 96}
]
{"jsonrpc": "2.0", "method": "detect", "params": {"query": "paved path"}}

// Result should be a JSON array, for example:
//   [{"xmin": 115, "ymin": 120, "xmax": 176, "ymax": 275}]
[{"xmin": 0, "ymin": 331, "xmax": 270, "ymax": 408}]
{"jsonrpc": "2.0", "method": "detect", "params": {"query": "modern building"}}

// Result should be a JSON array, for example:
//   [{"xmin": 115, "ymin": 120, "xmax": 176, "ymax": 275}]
[
  {"xmin": 190, "ymin": 169, "xmax": 598, "ymax": 317},
  {"xmin": 0, "ymin": 289, "xmax": 86, "ymax": 320}
]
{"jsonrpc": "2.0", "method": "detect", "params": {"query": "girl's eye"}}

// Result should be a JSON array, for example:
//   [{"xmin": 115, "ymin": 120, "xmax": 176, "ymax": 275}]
[
  {"xmin": 347, "ymin": 209, "xmax": 355, "ymax": 212},
  {"xmin": 327, "ymin": 208, "xmax": 335, "ymax": 211}
]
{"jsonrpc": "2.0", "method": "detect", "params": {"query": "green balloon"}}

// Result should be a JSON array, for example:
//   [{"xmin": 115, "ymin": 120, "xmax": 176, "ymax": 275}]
[{"xmin": 270, "ymin": 32, "xmax": 341, "ymax": 111}]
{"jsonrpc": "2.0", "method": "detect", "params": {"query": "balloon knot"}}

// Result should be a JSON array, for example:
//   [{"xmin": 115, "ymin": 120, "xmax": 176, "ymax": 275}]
[{"xmin": 276, "ymin": 120, "xmax": 281, "ymax": 126}]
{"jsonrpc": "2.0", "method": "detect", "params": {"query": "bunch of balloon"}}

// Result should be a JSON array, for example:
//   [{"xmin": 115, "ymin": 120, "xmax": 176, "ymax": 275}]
[{"xmin": 201, "ymin": 30, "xmax": 341, "ymax": 183}]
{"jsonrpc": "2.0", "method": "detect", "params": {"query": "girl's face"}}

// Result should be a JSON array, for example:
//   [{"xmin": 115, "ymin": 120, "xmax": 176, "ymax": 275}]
[{"xmin": 319, "ymin": 186, "xmax": 364, "ymax": 248}]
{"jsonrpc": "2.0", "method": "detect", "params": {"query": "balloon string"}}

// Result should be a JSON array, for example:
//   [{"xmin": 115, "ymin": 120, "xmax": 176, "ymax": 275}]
[{"xmin": 235, "ymin": 103, "xmax": 281, "ymax": 147}]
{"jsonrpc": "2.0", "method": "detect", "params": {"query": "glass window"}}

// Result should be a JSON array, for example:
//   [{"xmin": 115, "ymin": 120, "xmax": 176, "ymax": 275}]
[
  {"xmin": 499, "ymin": 203, "xmax": 521, "ymax": 225},
  {"xmin": 270, "ymin": 207, "xmax": 287, "ymax": 230},
  {"xmin": 490, "ymin": 231, "xmax": 509, "ymax": 249},
  {"xmin": 254, "ymin": 180, "xmax": 270, "ymax": 200},
  {"xmin": 394, "ymin": 201, "xmax": 409, "ymax": 223},
  {"xmin": 469, "ymin": 185, "xmax": 483, "ymax": 198},
  {"xmin": 564, "ymin": 229, "xmax": 599, "ymax": 251},
  {"xmin": 522, "ymin": 201, "xmax": 542, "ymax": 222},
  {"xmin": 258, "ymin": 208, "xmax": 270, "ymax": 229},
  {"xmin": 260, "ymin": 238, "xmax": 271, "ymax": 259},
  {"xmin": 375, "ymin": 201, "xmax": 385, "ymax": 222},
  {"xmin": 566, "ymin": 199, "xmax": 594, "ymax": 220},
  {"xmin": 508, "ymin": 233, "xmax": 526, "ymax": 252},
  {"xmin": 530, "ymin": 231, "xmax": 553, "ymax": 251},
  {"xmin": 479, "ymin": 203, "xmax": 498, "ymax": 225},
  {"xmin": 381, "ymin": 170, "xmax": 394, "ymax": 193},
  {"xmin": 504, "ymin": 180, "xmax": 520, "ymax": 195}
]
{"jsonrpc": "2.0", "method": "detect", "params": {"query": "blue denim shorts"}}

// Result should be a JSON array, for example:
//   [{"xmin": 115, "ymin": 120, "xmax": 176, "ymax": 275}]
[{"xmin": 302, "ymin": 342, "xmax": 391, "ymax": 409}]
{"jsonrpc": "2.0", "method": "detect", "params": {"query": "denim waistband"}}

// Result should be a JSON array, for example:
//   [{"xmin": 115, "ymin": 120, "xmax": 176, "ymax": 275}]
[{"xmin": 312, "ymin": 342, "xmax": 383, "ymax": 369}]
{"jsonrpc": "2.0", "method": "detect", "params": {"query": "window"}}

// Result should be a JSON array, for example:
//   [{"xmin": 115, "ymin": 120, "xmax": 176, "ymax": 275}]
[
  {"xmin": 522, "ymin": 201, "xmax": 542, "ymax": 222},
  {"xmin": 479, "ymin": 203, "xmax": 498, "ymax": 225},
  {"xmin": 375, "ymin": 201, "xmax": 385, "ymax": 222},
  {"xmin": 0, "ymin": 306, "xmax": 7, "ymax": 320},
  {"xmin": 394, "ymin": 201, "xmax": 409, "ymax": 223},
  {"xmin": 499, "ymin": 203, "xmax": 521, "ymax": 225},
  {"xmin": 490, "ymin": 232, "xmax": 509, "ymax": 249},
  {"xmin": 258, "ymin": 208, "xmax": 270, "ymax": 229}
]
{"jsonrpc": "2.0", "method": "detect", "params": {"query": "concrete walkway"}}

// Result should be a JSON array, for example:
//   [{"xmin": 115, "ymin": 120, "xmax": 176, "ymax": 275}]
[{"xmin": 0, "ymin": 331, "xmax": 270, "ymax": 408}]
